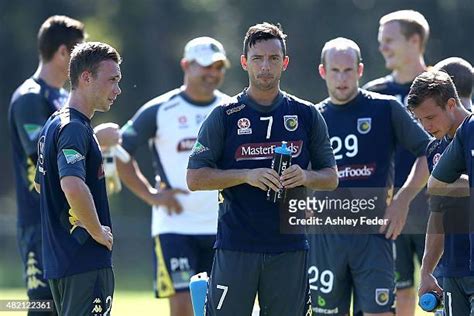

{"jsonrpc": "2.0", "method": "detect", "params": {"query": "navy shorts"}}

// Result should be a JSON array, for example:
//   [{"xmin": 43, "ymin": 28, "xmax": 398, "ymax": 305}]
[
  {"xmin": 205, "ymin": 249, "xmax": 312, "ymax": 316},
  {"xmin": 49, "ymin": 267, "xmax": 114, "ymax": 316},
  {"xmin": 309, "ymin": 234, "xmax": 395, "ymax": 315},
  {"xmin": 153, "ymin": 234, "xmax": 215, "ymax": 298},
  {"xmin": 394, "ymin": 234, "xmax": 425, "ymax": 289},
  {"xmin": 17, "ymin": 224, "xmax": 53, "ymax": 300}
]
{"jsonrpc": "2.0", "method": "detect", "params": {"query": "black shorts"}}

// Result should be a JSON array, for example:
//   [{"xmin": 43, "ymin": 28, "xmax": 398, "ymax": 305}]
[
  {"xmin": 394, "ymin": 234, "xmax": 425, "ymax": 289},
  {"xmin": 309, "ymin": 234, "xmax": 395, "ymax": 315},
  {"xmin": 17, "ymin": 224, "xmax": 53, "ymax": 300},
  {"xmin": 49, "ymin": 267, "xmax": 114, "ymax": 316},
  {"xmin": 205, "ymin": 249, "xmax": 312, "ymax": 316},
  {"xmin": 443, "ymin": 276, "xmax": 474, "ymax": 316}
]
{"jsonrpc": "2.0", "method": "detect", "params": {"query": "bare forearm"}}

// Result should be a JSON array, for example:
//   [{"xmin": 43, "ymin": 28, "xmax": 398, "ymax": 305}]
[
  {"xmin": 116, "ymin": 159, "xmax": 156, "ymax": 205},
  {"xmin": 421, "ymin": 234, "xmax": 444, "ymax": 275},
  {"xmin": 61, "ymin": 177, "xmax": 102, "ymax": 237},
  {"xmin": 396, "ymin": 156, "xmax": 429, "ymax": 201},
  {"xmin": 304, "ymin": 167, "xmax": 338, "ymax": 191},
  {"xmin": 421, "ymin": 213, "xmax": 444, "ymax": 274},
  {"xmin": 187, "ymin": 167, "xmax": 249, "ymax": 191}
]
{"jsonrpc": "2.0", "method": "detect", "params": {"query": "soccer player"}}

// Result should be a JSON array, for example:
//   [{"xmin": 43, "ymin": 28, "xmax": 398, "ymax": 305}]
[
  {"xmin": 8, "ymin": 17, "xmax": 120, "ymax": 315},
  {"xmin": 187, "ymin": 22, "xmax": 338, "ymax": 315},
  {"xmin": 116, "ymin": 37, "xmax": 230, "ymax": 316},
  {"xmin": 7, "ymin": 16, "xmax": 85, "ymax": 315},
  {"xmin": 408, "ymin": 69, "xmax": 473, "ymax": 315},
  {"xmin": 34, "ymin": 42, "xmax": 122, "ymax": 315},
  {"xmin": 363, "ymin": 10, "xmax": 431, "ymax": 315},
  {"xmin": 309, "ymin": 37, "xmax": 430, "ymax": 316}
]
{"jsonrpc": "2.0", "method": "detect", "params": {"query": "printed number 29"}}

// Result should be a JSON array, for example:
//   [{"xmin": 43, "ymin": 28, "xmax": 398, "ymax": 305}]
[
  {"xmin": 308, "ymin": 266, "xmax": 334, "ymax": 293},
  {"xmin": 331, "ymin": 134, "xmax": 358, "ymax": 160}
]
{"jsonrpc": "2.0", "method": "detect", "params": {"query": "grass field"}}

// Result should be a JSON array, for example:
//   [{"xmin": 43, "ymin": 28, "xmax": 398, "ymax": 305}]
[{"xmin": 0, "ymin": 288, "xmax": 434, "ymax": 315}]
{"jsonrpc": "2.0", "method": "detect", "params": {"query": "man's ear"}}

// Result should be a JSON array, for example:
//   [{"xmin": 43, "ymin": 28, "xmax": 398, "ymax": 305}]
[
  {"xmin": 358, "ymin": 63, "xmax": 364, "ymax": 78},
  {"xmin": 446, "ymin": 98, "xmax": 457, "ymax": 111},
  {"xmin": 240, "ymin": 55, "xmax": 248, "ymax": 71},
  {"xmin": 318, "ymin": 64, "xmax": 326, "ymax": 79},
  {"xmin": 180, "ymin": 58, "xmax": 190, "ymax": 72},
  {"xmin": 282, "ymin": 56, "xmax": 289, "ymax": 71},
  {"xmin": 80, "ymin": 70, "xmax": 92, "ymax": 86}
]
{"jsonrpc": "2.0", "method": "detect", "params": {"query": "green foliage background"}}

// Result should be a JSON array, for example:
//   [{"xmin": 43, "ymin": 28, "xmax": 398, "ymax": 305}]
[{"xmin": 1, "ymin": 0, "xmax": 473, "ymax": 290}]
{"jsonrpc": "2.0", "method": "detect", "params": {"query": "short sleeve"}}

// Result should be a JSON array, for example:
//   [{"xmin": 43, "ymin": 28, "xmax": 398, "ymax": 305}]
[
  {"xmin": 187, "ymin": 106, "xmax": 225, "ymax": 169},
  {"xmin": 390, "ymin": 99, "xmax": 431, "ymax": 157},
  {"xmin": 432, "ymin": 132, "xmax": 466, "ymax": 183},
  {"xmin": 11, "ymin": 94, "xmax": 52, "ymax": 160},
  {"xmin": 57, "ymin": 122, "xmax": 90, "ymax": 180},
  {"xmin": 308, "ymin": 106, "xmax": 336, "ymax": 170}
]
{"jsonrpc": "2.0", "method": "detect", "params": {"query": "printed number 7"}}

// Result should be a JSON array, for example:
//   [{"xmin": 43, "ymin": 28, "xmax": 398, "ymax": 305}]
[
  {"xmin": 216, "ymin": 284, "xmax": 228, "ymax": 310},
  {"xmin": 260, "ymin": 116, "xmax": 273, "ymax": 139}
]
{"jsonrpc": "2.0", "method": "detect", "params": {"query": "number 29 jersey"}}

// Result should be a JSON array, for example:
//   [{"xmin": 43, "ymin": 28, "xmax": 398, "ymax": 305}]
[{"xmin": 317, "ymin": 89, "xmax": 429, "ymax": 192}]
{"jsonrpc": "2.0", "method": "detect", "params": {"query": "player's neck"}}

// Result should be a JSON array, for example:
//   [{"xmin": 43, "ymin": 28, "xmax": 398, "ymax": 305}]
[
  {"xmin": 246, "ymin": 85, "xmax": 280, "ymax": 106},
  {"xmin": 68, "ymin": 91, "xmax": 94, "ymax": 119},
  {"xmin": 449, "ymin": 107, "xmax": 471, "ymax": 137},
  {"xmin": 392, "ymin": 57, "xmax": 426, "ymax": 84},
  {"xmin": 35, "ymin": 62, "xmax": 67, "ymax": 89}
]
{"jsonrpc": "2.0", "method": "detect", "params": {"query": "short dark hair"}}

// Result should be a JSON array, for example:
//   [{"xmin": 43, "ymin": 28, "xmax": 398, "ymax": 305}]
[
  {"xmin": 37, "ymin": 15, "xmax": 85, "ymax": 62},
  {"xmin": 320, "ymin": 37, "xmax": 362, "ymax": 67},
  {"xmin": 434, "ymin": 57, "xmax": 473, "ymax": 98},
  {"xmin": 407, "ymin": 70, "xmax": 461, "ymax": 111},
  {"xmin": 69, "ymin": 42, "xmax": 122, "ymax": 89},
  {"xmin": 380, "ymin": 10, "xmax": 430, "ymax": 51},
  {"xmin": 243, "ymin": 22, "xmax": 287, "ymax": 57}
]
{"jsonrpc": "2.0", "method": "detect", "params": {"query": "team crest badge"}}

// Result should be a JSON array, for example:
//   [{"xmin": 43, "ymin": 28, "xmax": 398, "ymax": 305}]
[
  {"xmin": 375, "ymin": 288, "xmax": 390, "ymax": 306},
  {"xmin": 357, "ymin": 117, "xmax": 372, "ymax": 134},
  {"xmin": 432, "ymin": 153, "xmax": 441, "ymax": 166},
  {"xmin": 237, "ymin": 118, "xmax": 252, "ymax": 135},
  {"xmin": 284, "ymin": 115, "xmax": 298, "ymax": 131}
]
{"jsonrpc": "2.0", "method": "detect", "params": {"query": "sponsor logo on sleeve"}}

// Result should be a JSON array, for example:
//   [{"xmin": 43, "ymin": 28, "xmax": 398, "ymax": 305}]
[
  {"xmin": 23, "ymin": 124, "xmax": 42, "ymax": 141},
  {"xmin": 190, "ymin": 141, "xmax": 209, "ymax": 157},
  {"xmin": 62, "ymin": 149, "xmax": 85, "ymax": 164},
  {"xmin": 357, "ymin": 118, "xmax": 372, "ymax": 134},
  {"xmin": 284, "ymin": 115, "xmax": 298, "ymax": 131}
]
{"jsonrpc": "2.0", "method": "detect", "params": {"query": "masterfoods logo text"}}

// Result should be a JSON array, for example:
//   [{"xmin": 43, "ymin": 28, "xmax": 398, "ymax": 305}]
[
  {"xmin": 338, "ymin": 164, "xmax": 376, "ymax": 180},
  {"xmin": 235, "ymin": 141, "xmax": 303, "ymax": 161}
]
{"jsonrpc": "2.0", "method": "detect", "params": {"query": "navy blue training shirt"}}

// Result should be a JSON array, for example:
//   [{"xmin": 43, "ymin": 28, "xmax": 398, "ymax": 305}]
[
  {"xmin": 426, "ymin": 137, "xmax": 472, "ymax": 277},
  {"xmin": 188, "ymin": 90, "xmax": 336, "ymax": 253},
  {"xmin": 8, "ymin": 77, "xmax": 67, "ymax": 227},
  {"xmin": 35, "ymin": 107, "xmax": 112, "ymax": 279}
]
